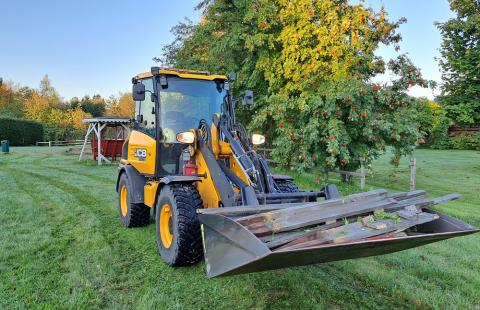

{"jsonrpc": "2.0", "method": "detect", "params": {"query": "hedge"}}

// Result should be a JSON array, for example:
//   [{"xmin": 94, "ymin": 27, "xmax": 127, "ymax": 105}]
[
  {"xmin": 430, "ymin": 133, "xmax": 480, "ymax": 151},
  {"xmin": 0, "ymin": 118, "xmax": 44, "ymax": 146}
]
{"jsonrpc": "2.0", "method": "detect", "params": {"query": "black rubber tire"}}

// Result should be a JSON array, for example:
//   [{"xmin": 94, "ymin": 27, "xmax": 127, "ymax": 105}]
[
  {"xmin": 118, "ymin": 173, "xmax": 150, "ymax": 227},
  {"xmin": 155, "ymin": 184, "xmax": 204, "ymax": 266},
  {"xmin": 276, "ymin": 180, "xmax": 300, "ymax": 193}
]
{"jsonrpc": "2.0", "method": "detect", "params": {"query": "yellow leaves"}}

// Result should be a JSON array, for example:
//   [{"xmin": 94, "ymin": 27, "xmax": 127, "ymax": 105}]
[
  {"xmin": 428, "ymin": 101, "xmax": 441, "ymax": 110},
  {"xmin": 70, "ymin": 108, "xmax": 91, "ymax": 130},
  {"xmin": 106, "ymin": 93, "xmax": 134, "ymax": 118},
  {"xmin": 212, "ymin": 30, "xmax": 225, "ymax": 38},
  {"xmin": 23, "ymin": 92, "xmax": 53, "ymax": 123},
  {"xmin": 23, "ymin": 90, "xmax": 91, "ymax": 134},
  {"xmin": 258, "ymin": 20, "xmax": 269, "ymax": 30},
  {"xmin": 262, "ymin": 0, "xmax": 395, "ymax": 93}
]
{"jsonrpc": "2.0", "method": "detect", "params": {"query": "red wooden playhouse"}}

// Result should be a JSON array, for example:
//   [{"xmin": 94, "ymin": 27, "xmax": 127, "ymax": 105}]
[{"xmin": 79, "ymin": 117, "xmax": 131, "ymax": 165}]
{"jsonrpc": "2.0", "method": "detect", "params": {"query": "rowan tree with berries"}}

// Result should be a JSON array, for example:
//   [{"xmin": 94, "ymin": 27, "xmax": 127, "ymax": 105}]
[{"xmin": 160, "ymin": 0, "xmax": 434, "ymax": 175}]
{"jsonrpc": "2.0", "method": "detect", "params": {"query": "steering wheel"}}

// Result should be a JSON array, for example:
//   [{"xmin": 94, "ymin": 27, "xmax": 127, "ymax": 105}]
[{"xmin": 197, "ymin": 119, "xmax": 210, "ymax": 142}]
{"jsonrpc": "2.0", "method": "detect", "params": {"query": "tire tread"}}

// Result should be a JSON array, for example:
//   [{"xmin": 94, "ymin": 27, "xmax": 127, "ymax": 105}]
[
  {"xmin": 158, "ymin": 184, "xmax": 203, "ymax": 266},
  {"xmin": 276, "ymin": 180, "xmax": 300, "ymax": 193}
]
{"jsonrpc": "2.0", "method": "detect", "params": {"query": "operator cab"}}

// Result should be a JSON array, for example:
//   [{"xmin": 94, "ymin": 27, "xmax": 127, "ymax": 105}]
[{"xmin": 132, "ymin": 68, "xmax": 228, "ymax": 176}]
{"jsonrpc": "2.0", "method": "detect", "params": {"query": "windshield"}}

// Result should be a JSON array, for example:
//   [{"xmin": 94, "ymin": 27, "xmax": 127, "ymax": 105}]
[{"xmin": 159, "ymin": 77, "xmax": 226, "ymax": 143}]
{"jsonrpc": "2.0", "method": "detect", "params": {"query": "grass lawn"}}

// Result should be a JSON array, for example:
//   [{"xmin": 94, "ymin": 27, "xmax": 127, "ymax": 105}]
[{"xmin": 0, "ymin": 147, "xmax": 479, "ymax": 309}]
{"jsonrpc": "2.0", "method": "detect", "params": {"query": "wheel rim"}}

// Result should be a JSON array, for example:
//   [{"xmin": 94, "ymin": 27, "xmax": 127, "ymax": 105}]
[
  {"xmin": 120, "ymin": 185, "xmax": 128, "ymax": 217},
  {"xmin": 160, "ymin": 203, "xmax": 173, "ymax": 248}
]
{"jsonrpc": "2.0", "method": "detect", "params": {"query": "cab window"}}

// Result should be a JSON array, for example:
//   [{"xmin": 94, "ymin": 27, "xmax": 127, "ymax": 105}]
[
  {"xmin": 135, "ymin": 78, "xmax": 156, "ymax": 137},
  {"xmin": 159, "ymin": 77, "xmax": 225, "ymax": 143}
]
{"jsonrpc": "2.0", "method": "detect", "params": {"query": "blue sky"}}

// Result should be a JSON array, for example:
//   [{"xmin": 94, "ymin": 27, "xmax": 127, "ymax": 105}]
[{"xmin": 0, "ymin": 0, "xmax": 453, "ymax": 100}]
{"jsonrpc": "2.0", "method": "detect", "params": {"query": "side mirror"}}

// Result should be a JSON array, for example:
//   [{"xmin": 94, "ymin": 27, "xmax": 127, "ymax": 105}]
[
  {"xmin": 243, "ymin": 90, "xmax": 253, "ymax": 106},
  {"xmin": 132, "ymin": 83, "xmax": 145, "ymax": 101}
]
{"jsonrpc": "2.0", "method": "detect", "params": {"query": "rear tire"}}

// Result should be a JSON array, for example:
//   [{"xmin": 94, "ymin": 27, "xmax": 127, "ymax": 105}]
[
  {"xmin": 118, "ymin": 173, "xmax": 150, "ymax": 227},
  {"xmin": 276, "ymin": 180, "xmax": 300, "ymax": 193},
  {"xmin": 155, "ymin": 184, "xmax": 204, "ymax": 266}
]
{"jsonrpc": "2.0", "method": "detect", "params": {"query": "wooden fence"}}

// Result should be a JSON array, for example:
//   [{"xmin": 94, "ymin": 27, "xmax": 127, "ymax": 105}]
[
  {"xmin": 36, "ymin": 139, "xmax": 87, "ymax": 147},
  {"xmin": 256, "ymin": 147, "xmax": 367, "ymax": 189},
  {"xmin": 448, "ymin": 125, "xmax": 480, "ymax": 136}
]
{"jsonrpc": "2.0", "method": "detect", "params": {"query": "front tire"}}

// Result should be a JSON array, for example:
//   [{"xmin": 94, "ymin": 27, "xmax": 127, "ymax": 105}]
[
  {"xmin": 118, "ymin": 173, "xmax": 149, "ymax": 227},
  {"xmin": 155, "ymin": 184, "xmax": 203, "ymax": 266}
]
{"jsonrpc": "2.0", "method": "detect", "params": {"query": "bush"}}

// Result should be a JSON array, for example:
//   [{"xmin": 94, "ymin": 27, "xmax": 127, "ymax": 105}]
[
  {"xmin": 450, "ymin": 133, "xmax": 480, "ymax": 150},
  {"xmin": 0, "ymin": 118, "xmax": 44, "ymax": 146},
  {"xmin": 416, "ymin": 99, "xmax": 452, "ymax": 148},
  {"xmin": 431, "ymin": 133, "xmax": 480, "ymax": 150},
  {"xmin": 429, "ymin": 135, "xmax": 452, "ymax": 149}
]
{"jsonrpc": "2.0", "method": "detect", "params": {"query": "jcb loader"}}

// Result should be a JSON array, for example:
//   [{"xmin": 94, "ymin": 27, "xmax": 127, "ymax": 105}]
[{"xmin": 117, "ymin": 67, "xmax": 478, "ymax": 278}]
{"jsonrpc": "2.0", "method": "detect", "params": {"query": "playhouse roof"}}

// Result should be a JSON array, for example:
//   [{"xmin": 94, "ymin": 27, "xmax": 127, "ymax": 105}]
[{"xmin": 82, "ymin": 117, "xmax": 131, "ymax": 124}]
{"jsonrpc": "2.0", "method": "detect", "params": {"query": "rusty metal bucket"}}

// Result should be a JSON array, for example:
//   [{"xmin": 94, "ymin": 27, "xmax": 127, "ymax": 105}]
[{"xmin": 199, "ymin": 211, "xmax": 478, "ymax": 278}]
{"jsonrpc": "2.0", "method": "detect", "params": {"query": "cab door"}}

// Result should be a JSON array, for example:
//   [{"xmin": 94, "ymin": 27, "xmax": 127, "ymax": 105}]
[{"xmin": 128, "ymin": 77, "xmax": 157, "ymax": 175}]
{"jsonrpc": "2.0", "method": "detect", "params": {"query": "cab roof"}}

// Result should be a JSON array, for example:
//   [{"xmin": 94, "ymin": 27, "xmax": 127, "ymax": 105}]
[{"xmin": 135, "ymin": 68, "xmax": 227, "ymax": 81}]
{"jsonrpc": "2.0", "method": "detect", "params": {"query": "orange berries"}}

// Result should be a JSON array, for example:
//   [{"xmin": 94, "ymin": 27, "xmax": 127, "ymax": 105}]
[{"xmin": 373, "ymin": 85, "xmax": 380, "ymax": 91}]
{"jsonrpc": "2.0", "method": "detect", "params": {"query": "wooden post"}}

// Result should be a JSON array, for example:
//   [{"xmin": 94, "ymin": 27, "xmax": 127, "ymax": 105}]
[
  {"xmin": 409, "ymin": 157, "xmax": 416, "ymax": 192},
  {"xmin": 97, "ymin": 123, "xmax": 102, "ymax": 165},
  {"xmin": 360, "ymin": 160, "xmax": 365, "ymax": 190},
  {"xmin": 79, "ymin": 123, "xmax": 94, "ymax": 161}
]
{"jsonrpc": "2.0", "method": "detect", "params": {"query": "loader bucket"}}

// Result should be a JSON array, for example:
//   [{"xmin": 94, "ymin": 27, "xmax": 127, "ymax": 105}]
[{"xmin": 198, "ymin": 211, "xmax": 478, "ymax": 278}]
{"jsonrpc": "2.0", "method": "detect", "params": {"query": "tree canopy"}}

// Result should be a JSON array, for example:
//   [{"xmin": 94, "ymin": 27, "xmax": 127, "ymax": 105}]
[
  {"xmin": 78, "ymin": 95, "xmax": 107, "ymax": 117},
  {"xmin": 159, "ymin": 0, "xmax": 432, "ymax": 172},
  {"xmin": 436, "ymin": 0, "xmax": 480, "ymax": 125}
]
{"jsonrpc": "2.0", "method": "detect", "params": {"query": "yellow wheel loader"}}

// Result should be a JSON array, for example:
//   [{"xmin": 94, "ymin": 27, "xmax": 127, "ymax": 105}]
[{"xmin": 117, "ymin": 67, "xmax": 478, "ymax": 278}]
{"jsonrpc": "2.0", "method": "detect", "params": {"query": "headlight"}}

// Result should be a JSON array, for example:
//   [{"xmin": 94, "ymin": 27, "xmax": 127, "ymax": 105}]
[
  {"xmin": 251, "ymin": 134, "xmax": 265, "ymax": 145},
  {"xmin": 176, "ymin": 131, "xmax": 195, "ymax": 144}
]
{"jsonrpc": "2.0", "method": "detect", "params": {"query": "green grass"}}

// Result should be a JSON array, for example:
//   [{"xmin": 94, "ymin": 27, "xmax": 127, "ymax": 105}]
[{"xmin": 0, "ymin": 147, "xmax": 479, "ymax": 309}]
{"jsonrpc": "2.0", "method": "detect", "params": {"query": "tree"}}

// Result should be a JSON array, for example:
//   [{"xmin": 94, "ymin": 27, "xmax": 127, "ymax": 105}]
[
  {"xmin": 0, "ymin": 81, "xmax": 26, "ymax": 118},
  {"xmin": 105, "ymin": 93, "xmax": 135, "ymax": 117},
  {"xmin": 69, "ymin": 97, "xmax": 80, "ymax": 109},
  {"xmin": 159, "ymin": 0, "xmax": 432, "ymax": 173},
  {"xmin": 436, "ymin": 0, "xmax": 480, "ymax": 125},
  {"xmin": 416, "ymin": 98, "xmax": 450, "ymax": 147},
  {"xmin": 23, "ymin": 77, "xmax": 91, "ymax": 140},
  {"xmin": 39, "ymin": 74, "xmax": 59, "ymax": 100},
  {"xmin": 79, "ymin": 95, "xmax": 106, "ymax": 117}
]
